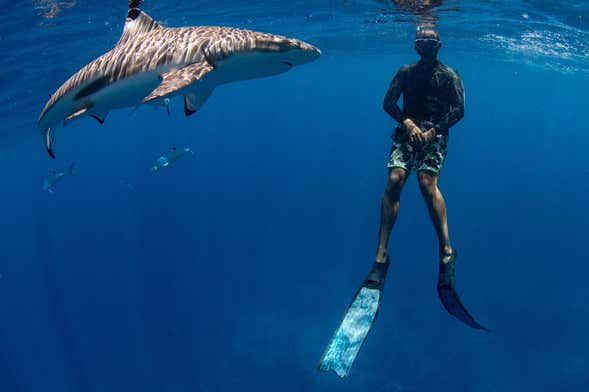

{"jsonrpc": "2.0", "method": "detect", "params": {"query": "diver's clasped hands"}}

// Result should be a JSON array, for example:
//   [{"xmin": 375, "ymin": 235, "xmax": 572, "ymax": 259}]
[{"xmin": 399, "ymin": 118, "xmax": 436, "ymax": 148}]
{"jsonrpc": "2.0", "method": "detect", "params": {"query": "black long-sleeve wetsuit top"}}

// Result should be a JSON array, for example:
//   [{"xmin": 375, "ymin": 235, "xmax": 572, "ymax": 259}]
[{"xmin": 383, "ymin": 59, "xmax": 465, "ymax": 136}]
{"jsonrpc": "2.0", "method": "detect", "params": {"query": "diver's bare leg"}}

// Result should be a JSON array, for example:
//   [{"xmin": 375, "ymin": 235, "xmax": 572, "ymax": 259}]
[
  {"xmin": 375, "ymin": 168, "xmax": 407, "ymax": 263},
  {"xmin": 417, "ymin": 171, "xmax": 452, "ymax": 261}
]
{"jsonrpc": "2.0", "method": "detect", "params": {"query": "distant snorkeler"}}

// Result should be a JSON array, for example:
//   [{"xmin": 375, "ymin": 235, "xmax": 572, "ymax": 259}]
[
  {"xmin": 319, "ymin": 28, "xmax": 488, "ymax": 378},
  {"xmin": 43, "ymin": 162, "xmax": 76, "ymax": 193},
  {"xmin": 33, "ymin": 0, "xmax": 77, "ymax": 20},
  {"xmin": 151, "ymin": 147, "xmax": 194, "ymax": 172},
  {"xmin": 393, "ymin": 0, "xmax": 443, "ymax": 29}
]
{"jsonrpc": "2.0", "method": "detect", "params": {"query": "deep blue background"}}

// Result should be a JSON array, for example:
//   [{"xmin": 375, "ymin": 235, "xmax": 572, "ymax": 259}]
[{"xmin": 1, "ymin": 1, "xmax": 589, "ymax": 391}]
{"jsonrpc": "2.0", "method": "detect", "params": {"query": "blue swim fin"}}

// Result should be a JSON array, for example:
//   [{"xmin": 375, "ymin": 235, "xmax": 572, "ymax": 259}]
[{"xmin": 318, "ymin": 258, "xmax": 390, "ymax": 378}]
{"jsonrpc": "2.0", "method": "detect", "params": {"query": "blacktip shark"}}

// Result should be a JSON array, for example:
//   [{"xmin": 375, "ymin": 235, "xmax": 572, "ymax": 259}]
[
  {"xmin": 43, "ymin": 162, "xmax": 76, "ymax": 193},
  {"xmin": 151, "ymin": 146, "xmax": 194, "ymax": 172},
  {"xmin": 38, "ymin": 0, "xmax": 321, "ymax": 158}
]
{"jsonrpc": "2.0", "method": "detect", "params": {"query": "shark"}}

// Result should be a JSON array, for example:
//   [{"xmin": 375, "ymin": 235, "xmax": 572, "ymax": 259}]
[
  {"xmin": 37, "ymin": 0, "xmax": 321, "ymax": 158},
  {"xmin": 151, "ymin": 146, "xmax": 194, "ymax": 172},
  {"xmin": 43, "ymin": 162, "xmax": 76, "ymax": 193}
]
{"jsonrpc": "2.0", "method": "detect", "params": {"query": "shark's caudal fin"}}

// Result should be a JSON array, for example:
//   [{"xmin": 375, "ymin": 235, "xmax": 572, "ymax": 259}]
[
  {"xmin": 116, "ymin": 2, "xmax": 162, "ymax": 47},
  {"xmin": 44, "ymin": 128, "xmax": 55, "ymax": 159}
]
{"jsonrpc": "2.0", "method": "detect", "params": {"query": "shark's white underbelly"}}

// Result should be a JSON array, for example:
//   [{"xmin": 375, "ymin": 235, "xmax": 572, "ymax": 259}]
[
  {"xmin": 89, "ymin": 69, "xmax": 162, "ymax": 114},
  {"xmin": 212, "ymin": 52, "xmax": 292, "ymax": 85},
  {"xmin": 40, "ymin": 69, "xmax": 164, "ymax": 129}
]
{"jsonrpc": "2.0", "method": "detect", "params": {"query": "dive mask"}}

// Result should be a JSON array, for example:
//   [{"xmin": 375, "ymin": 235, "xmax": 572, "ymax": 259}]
[{"xmin": 415, "ymin": 37, "xmax": 440, "ymax": 54}]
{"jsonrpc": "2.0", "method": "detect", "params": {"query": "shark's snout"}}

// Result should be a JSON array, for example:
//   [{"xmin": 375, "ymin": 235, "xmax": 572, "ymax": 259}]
[{"xmin": 280, "ymin": 41, "xmax": 321, "ymax": 68}]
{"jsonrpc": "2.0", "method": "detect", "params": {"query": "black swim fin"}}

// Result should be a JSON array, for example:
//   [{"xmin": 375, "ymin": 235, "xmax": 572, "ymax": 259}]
[
  {"xmin": 437, "ymin": 250, "xmax": 490, "ymax": 331},
  {"xmin": 318, "ymin": 258, "xmax": 390, "ymax": 378}
]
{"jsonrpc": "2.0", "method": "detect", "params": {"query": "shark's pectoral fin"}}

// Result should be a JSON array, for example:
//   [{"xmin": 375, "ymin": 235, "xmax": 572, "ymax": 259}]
[{"xmin": 143, "ymin": 62, "xmax": 214, "ymax": 104}]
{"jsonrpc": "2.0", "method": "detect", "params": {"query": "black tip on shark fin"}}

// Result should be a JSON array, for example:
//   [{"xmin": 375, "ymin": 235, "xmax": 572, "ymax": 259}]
[
  {"xmin": 128, "ymin": 0, "xmax": 144, "ymax": 9},
  {"xmin": 120, "ymin": 3, "xmax": 161, "ymax": 46},
  {"xmin": 43, "ymin": 128, "xmax": 56, "ymax": 159},
  {"xmin": 184, "ymin": 93, "xmax": 202, "ymax": 116},
  {"xmin": 90, "ymin": 114, "xmax": 106, "ymax": 125},
  {"xmin": 184, "ymin": 96, "xmax": 197, "ymax": 116},
  {"xmin": 127, "ymin": 8, "xmax": 141, "ymax": 20}
]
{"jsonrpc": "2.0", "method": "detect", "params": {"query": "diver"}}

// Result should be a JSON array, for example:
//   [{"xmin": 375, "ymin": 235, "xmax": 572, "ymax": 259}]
[
  {"xmin": 43, "ymin": 162, "xmax": 76, "ymax": 193},
  {"xmin": 319, "ymin": 28, "xmax": 487, "ymax": 378},
  {"xmin": 151, "ymin": 146, "xmax": 195, "ymax": 172},
  {"xmin": 379, "ymin": 28, "xmax": 488, "ymax": 328}
]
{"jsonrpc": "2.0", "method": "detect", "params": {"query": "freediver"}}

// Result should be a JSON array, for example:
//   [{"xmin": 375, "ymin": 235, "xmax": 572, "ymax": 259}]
[
  {"xmin": 319, "ymin": 27, "xmax": 487, "ymax": 378},
  {"xmin": 376, "ymin": 27, "xmax": 488, "ymax": 328}
]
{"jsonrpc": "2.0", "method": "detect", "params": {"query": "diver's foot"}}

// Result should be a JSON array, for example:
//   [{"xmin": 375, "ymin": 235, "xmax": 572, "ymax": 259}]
[
  {"xmin": 438, "ymin": 248, "xmax": 457, "ymax": 289},
  {"xmin": 364, "ymin": 256, "xmax": 390, "ymax": 290},
  {"xmin": 375, "ymin": 255, "xmax": 388, "ymax": 264}
]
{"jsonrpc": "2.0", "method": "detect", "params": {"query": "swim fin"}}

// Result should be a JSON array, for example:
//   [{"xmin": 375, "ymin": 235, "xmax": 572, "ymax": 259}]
[
  {"xmin": 318, "ymin": 258, "xmax": 390, "ymax": 378},
  {"xmin": 437, "ymin": 250, "xmax": 490, "ymax": 331}
]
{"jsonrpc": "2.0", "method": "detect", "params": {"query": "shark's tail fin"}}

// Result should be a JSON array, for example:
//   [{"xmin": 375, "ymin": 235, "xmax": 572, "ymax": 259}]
[
  {"xmin": 43, "ymin": 128, "xmax": 56, "ymax": 159},
  {"xmin": 68, "ymin": 162, "xmax": 77, "ymax": 176}
]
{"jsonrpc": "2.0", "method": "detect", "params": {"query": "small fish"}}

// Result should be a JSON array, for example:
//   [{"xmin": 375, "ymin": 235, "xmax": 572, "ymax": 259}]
[
  {"xmin": 43, "ymin": 162, "xmax": 76, "ymax": 193},
  {"xmin": 151, "ymin": 147, "xmax": 194, "ymax": 172},
  {"xmin": 119, "ymin": 180, "xmax": 135, "ymax": 191}
]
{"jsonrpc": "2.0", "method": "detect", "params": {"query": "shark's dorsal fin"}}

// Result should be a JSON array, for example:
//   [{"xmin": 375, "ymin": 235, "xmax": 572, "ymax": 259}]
[{"xmin": 116, "ymin": 7, "xmax": 162, "ymax": 47}]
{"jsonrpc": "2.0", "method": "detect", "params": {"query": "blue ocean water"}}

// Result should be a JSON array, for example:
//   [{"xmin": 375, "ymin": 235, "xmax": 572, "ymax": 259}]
[{"xmin": 1, "ymin": 0, "xmax": 589, "ymax": 390}]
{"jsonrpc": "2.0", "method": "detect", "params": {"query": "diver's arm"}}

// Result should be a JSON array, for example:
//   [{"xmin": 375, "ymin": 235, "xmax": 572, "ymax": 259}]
[
  {"xmin": 434, "ymin": 70, "xmax": 465, "ymax": 133},
  {"xmin": 383, "ymin": 66, "xmax": 408, "ymax": 123}
]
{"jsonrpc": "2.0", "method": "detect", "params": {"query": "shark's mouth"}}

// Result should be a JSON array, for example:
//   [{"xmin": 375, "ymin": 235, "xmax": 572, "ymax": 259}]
[{"xmin": 280, "ymin": 61, "xmax": 294, "ymax": 67}]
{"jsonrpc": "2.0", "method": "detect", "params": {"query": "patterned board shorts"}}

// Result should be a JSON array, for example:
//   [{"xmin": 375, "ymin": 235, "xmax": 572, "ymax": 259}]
[{"xmin": 387, "ymin": 134, "xmax": 449, "ymax": 174}]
